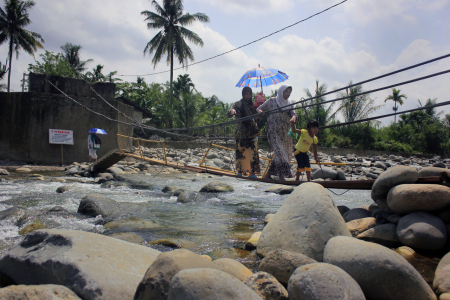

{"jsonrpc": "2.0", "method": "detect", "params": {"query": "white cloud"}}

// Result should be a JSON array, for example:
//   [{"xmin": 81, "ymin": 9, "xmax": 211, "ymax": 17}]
[
  {"xmin": 318, "ymin": 0, "xmax": 449, "ymax": 25},
  {"xmin": 196, "ymin": 0, "xmax": 294, "ymax": 15}
]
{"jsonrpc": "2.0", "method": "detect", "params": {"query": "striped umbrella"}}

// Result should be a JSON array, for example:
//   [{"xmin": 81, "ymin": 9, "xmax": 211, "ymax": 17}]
[{"xmin": 236, "ymin": 65, "xmax": 289, "ymax": 92}]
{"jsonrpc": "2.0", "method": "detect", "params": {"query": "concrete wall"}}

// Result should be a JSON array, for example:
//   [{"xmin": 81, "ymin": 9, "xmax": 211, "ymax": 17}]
[{"xmin": 0, "ymin": 90, "xmax": 134, "ymax": 164}]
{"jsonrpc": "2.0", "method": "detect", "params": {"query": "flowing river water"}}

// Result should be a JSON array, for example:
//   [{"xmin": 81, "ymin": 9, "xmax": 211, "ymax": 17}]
[{"xmin": 0, "ymin": 170, "xmax": 371, "ymax": 270}]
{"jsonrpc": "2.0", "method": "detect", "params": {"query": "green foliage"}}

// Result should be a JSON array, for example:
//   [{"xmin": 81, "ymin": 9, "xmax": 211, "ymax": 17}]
[
  {"xmin": 0, "ymin": 0, "xmax": 45, "ymax": 92},
  {"xmin": 60, "ymin": 42, "xmax": 93, "ymax": 73},
  {"xmin": 28, "ymin": 50, "xmax": 79, "ymax": 77}
]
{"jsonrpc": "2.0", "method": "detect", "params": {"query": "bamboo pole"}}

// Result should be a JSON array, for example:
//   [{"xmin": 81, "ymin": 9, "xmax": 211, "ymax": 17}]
[
  {"xmin": 163, "ymin": 142, "xmax": 168, "ymax": 165},
  {"xmin": 137, "ymin": 139, "xmax": 143, "ymax": 159}
]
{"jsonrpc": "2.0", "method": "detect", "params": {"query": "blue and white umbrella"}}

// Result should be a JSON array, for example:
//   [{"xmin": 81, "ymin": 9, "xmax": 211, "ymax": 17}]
[{"xmin": 88, "ymin": 128, "xmax": 108, "ymax": 135}]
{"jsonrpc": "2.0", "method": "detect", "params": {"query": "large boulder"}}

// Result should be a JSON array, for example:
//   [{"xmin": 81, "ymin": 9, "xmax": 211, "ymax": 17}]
[
  {"xmin": 77, "ymin": 194, "xmax": 120, "ymax": 218},
  {"xmin": 167, "ymin": 268, "xmax": 262, "ymax": 300},
  {"xmin": 106, "ymin": 167, "xmax": 124, "ymax": 175},
  {"xmin": 258, "ymin": 249, "xmax": 317, "ymax": 286},
  {"xmin": 0, "ymin": 284, "xmax": 82, "ymax": 300},
  {"xmin": 134, "ymin": 249, "xmax": 212, "ymax": 300},
  {"xmin": 257, "ymin": 183, "xmax": 351, "ymax": 261},
  {"xmin": 355, "ymin": 223, "xmax": 401, "ymax": 248},
  {"xmin": 287, "ymin": 263, "xmax": 365, "ymax": 300},
  {"xmin": 343, "ymin": 208, "xmax": 372, "ymax": 222},
  {"xmin": 433, "ymin": 252, "xmax": 450, "ymax": 295},
  {"xmin": 0, "ymin": 230, "xmax": 161, "ymax": 300},
  {"xmin": 177, "ymin": 191, "xmax": 204, "ymax": 203},
  {"xmin": 210, "ymin": 258, "xmax": 253, "ymax": 281},
  {"xmin": 396, "ymin": 212, "xmax": 447, "ymax": 250},
  {"xmin": 419, "ymin": 167, "xmax": 450, "ymax": 178},
  {"xmin": 244, "ymin": 272, "xmax": 288, "ymax": 300},
  {"xmin": 324, "ymin": 236, "xmax": 436, "ymax": 300},
  {"xmin": 312, "ymin": 167, "xmax": 338, "ymax": 180},
  {"xmin": 199, "ymin": 180, "xmax": 234, "ymax": 193},
  {"xmin": 371, "ymin": 166, "xmax": 418, "ymax": 201},
  {"xmin": 387, "ymin": 184, "xmax": 450, "ymax": 214}
]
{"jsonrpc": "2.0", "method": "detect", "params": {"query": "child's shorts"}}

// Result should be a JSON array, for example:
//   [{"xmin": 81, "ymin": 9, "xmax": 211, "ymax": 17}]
[{"xmin": 294, "ymin": 149, "xmax": 311, "ymax": 172}]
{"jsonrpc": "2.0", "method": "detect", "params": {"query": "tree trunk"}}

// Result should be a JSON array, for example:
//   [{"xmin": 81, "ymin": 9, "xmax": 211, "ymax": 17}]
[
  {"xmin": 7, "ymin": 39, "xmax": 13, "ymax": 93},
  {"xmin": 169, "ymin": 45, "xmax": 174, "ymax": 129},
  {"xmin": 394, "ymin": 101, "xmax": 397, "ymax": 124}
]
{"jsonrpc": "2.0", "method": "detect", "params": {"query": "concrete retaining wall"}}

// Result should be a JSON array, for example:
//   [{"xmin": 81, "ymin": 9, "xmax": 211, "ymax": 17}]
[{"xmin": 0, "ymin": 92, "xmax": 133, "ymax": 164}]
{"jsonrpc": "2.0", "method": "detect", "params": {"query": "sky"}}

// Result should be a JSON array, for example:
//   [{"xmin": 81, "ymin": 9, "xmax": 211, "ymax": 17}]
[{"xmin": 2, "ymin": 0, "xmax": 450, "ymax": 125}]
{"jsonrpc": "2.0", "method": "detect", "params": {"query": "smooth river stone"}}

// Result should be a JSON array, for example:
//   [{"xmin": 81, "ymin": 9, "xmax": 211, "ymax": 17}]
[
  {"xmin": 356, "ymin": 223, "xmax": 401, "ymax": 247},
  {"xmin": 324, "ymin": 236, "xmax": 436, "ymax": 300},
  {"xmin": 199, "ymin": 180, "xmax": 234, "ymax": 192},
  {"xmin": 418, "ymin": 166, "xmax": 450, "ymax": 177},
  {"xmin": 0, "ymin": 229, "xmax": 161, "ymax": 300},
  {"xmin": 0, "ymin": 284, "xmax": 82, "ymax": 300},
  {"xmin": 434, "ymin": 252, "xmax": 450, "ymax": 295},
  {"xmin": 167, "ymin": 268, "xmax": 262, "ymax": 300},
  {"xmin": 371, "ymin": 166, "xmax": 418, "ymax": 201},
  {"xmin": 387, "ymin": 184, "xmax": 450, "ymax": 214},
  {"xmin": 397, "ymin": 211, "xmax": 447, "ymax": 250},
  {"xmin": 343, "ymin": 208, "xmax": 372, "ymax": 222},
  {"xmin": 134, "ymin": 249, "xmax": 212, "ymax": 300},
  {"xmin": 287, "ymin": 263, "xmax": 366, "ymax": 300},
  {"xmin": 256, "ymin": 183, "xmax": 351, "ymax": 261},
  {"xmin": 244, "ymin": 272, "xmax": 288, "ymax": 300},
  {"xmin": 258, "ymin": 249, "xmax": 317, "ymax": 286},
  {"xmin": 346, "ymin": 217, "xmax": 377, "ymax": 235}
]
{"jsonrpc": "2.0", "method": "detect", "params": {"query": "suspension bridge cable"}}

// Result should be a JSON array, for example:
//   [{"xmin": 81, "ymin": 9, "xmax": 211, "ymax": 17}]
[
  {"xmin": 320, "ymin": 99, "xmax": 450, "ymax": 129},
  {"xmin": 116, "ymin": 0, "xmax": 348, "ymax": 77},
  {"xmin": 165, "ymin": 67, "xmax": 450, "ymax": 131}
]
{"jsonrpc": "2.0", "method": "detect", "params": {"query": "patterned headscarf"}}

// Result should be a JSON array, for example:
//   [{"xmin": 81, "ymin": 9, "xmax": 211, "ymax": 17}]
[{"xmin": 275, "ymin": 85, "xmax": 292, "ymax": 112}]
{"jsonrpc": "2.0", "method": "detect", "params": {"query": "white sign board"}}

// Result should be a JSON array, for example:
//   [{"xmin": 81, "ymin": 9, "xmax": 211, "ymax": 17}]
[{"xmin": 49, "ymin": 129, "xmax": 74, "ymax": 145}]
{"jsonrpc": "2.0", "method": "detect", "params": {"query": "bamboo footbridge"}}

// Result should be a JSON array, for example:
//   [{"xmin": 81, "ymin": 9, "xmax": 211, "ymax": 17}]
[{"xmin": 89, "ymin": 134, "xmax": 446, "ymax": 191}]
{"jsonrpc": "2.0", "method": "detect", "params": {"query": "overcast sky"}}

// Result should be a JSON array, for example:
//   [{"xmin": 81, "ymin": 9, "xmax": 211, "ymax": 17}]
[{"xmin": 2, "ymin": 0, "xmax": 450, "ymax": 124}]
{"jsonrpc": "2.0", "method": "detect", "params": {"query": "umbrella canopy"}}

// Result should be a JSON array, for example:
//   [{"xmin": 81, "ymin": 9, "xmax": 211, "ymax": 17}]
[
  {"xmin": 236, "ymin": 66, "xmax": 289, "ymax": 90},
  {"xmin": 88, "ymin": 128, "xmax": 108, "ymax": 135}
]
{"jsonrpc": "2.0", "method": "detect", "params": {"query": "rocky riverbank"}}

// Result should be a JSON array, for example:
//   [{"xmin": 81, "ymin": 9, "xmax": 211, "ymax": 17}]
[{"xmin": 0, "ymin": 152, "xmax": 450, "ymax": 299}]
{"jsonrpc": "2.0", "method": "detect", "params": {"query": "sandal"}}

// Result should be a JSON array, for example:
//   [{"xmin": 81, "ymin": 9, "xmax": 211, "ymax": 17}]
[
  {"xmin": 236, "ymin": 173, "xmax": 242, "ymax": 176},
  {"xmin": 247, "ymin": 175, "xmax": 257, "ymax": 179}
]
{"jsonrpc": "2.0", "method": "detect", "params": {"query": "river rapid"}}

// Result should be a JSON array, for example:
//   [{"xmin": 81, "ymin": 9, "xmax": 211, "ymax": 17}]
[{"xmin": 0, "ymin": 170, "xmax": 371, "ymax": 270}]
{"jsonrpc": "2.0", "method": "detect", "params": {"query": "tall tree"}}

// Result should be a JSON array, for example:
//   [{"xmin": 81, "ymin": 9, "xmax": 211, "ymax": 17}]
[
  {"xmin": 385, "ymin": 88, "xmax": 407, "ymax": 124},
  {"xmin": 0, "ymin": 0, "xmax": 44, "ymax": 92},
  {"xmin": 60, "ymin": 42, "xmax": 93, "ymax": 73},
  {"xmin": 417, "ymin": 98, "xmax": 443, "ymax": 119},
  {"xmin": 141, "ymin": 0, "xmax": 209, "ymax": 126},
  {"xmin": 333, "ymin": 81, "xmax": 381, "ymax": 123},
  {"xmin": 302, "ymin": 80, "xmax": 334, "ymax": 126},
  {"xmin": 0, "ymin": 60, "xmax": 7, "ymax": 91}
]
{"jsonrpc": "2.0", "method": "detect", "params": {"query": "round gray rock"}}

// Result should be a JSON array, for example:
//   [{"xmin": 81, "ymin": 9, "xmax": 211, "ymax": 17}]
[
  {"xmin": 387, "ymin": 184, "xmax": 450, "ymax": 214},
  {"xmin": 257, "ymin": 183, "xmax": 351, "ymax": 261},
  {"xmin": 324, "ymin": 236, "xmax": 436, "ymax": 300},
  {"xmin": 0, "ymin": 168, "xmax": 9, "ymax": 175},
  {"xmin": 397, "ymin": 211, "xmax": 447, "ymax": 250},
  {"xmin": 287, "ymin": 263, "xmax": 365, "ymax": 300},
  {"xmin": 167, "ymin": 268, "xmax": 262, "ymax": 300},
  {"xmin": 312, "ymin": 167, "xmax": 338, "ymax": 180},
  {"xmin": 0, "ymin": 284, "xmax": 82, "ymax": 299},
  {"xmin": 259, "ymin": 249, "xmax": 317, "ymax": 285},
  {"xmin": 177, "ymin": 191, "xmax": 204, "ymax": 203},
  {"xmin": 371, "ymin": 166, "xmax": 418, "ymax": 201},
  {"xmin": 199, "ymin": 180, "xmax": 234, "ymax": 193},
  {"xmin": 134, "ymin": 249, "xmax": 212, "ymax": 300},
  {"xmin": 343, "ymin": 208, "xmax": 373, "ymax": 222},
  {"xmin": 106, "ymin": 167, "xmax": 124, "ymax": 175},
  {"xmin": 265, "ymin": 184, "xmax": 294, "ymax": 195},
  {"xmin": 77, "ymin": 194, "xmax": 119, "ymax": 218},
  {"xmin": 419, "ymin": 167, "xmax": 450, "ymax": 177},
  {"xmin": 244, "ymin": 271, "xmax": 288, "ymax": 300},
  {"xmin": 355, "ymin": 223, "xmax": 400, "ymax": 248}
]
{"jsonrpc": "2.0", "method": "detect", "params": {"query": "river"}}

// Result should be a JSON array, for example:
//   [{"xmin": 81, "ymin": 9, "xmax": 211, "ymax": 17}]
[{"xmin": 0, "ymin": 170, "xmax": 371, "ymax": 270}]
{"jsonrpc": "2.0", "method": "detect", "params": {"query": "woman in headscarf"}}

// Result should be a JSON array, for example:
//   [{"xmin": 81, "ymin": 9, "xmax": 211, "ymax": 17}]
[
  {"xmin": 257, "ymin": 85, "xmax": 297, "ymax": 180},
  {"xmin": 227, "ymin": 86, "xmax": 261, "ymax": 178}
]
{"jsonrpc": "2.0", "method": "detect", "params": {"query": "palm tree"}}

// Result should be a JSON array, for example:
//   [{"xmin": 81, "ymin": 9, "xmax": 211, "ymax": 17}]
[
  {"xmin": 60, "ymin": 42, "xmax": 93, "ymax": 73},
  {"xmin": 0, "ymin": 60, "xmax": 7, "ymax": 91},
  {"xmin": 302, "ymin": 80, "xmax": 335, "ymax": 126},
  {"xmin": 0, "ymin": 0, "xmax": 44, "ymax": 92},
  {"xmin": 385, "ymin": 88, "xmax": 407, "ymax": 124},
  {"xmin": 173, "ymin": 73, "xmax": 195, "ymax": 97},
  {"xmin": 141, "ymin": 0, "xmax": 209, "ymax": 124},
  {"xmin": 333, "ymin": 81, "xmax": 381, "ymax": 123},
  {"xmin": 417, "ymin": 98, "xmax": 443, "ymax": 119}
]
